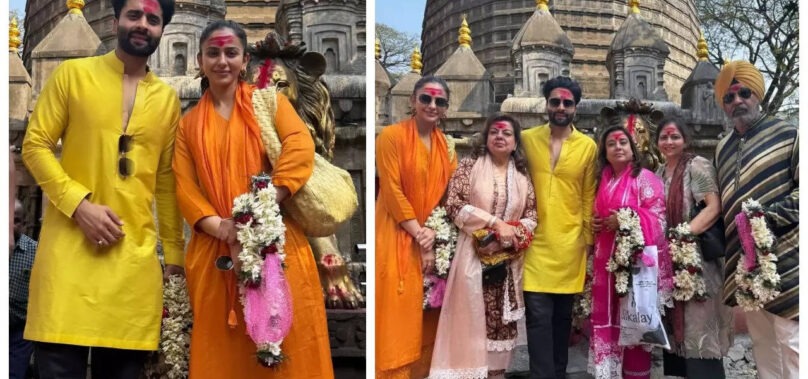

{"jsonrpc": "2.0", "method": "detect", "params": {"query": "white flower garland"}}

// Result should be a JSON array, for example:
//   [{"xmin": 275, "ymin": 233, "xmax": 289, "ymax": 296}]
[
  {"xmin": 572, "ymin": 253, "xmax": 593, "ymax": 328},
  {"xmin": 424, "ymin": 206, "xmax": 458, "ymax": 278},
  {"xmin": 606, "ymin": 208, "xmax": 645, "ymax": 297},
  {"xmin": 232, "ymin": 173, "xmax": 287, "ymax": 367},
  {"xmin": 734, "ymin": 199, "xmax": 781, "ymax": 311},
  {"xmin": 143, "ymin": 274, "xmax": 193, "ymax": 379},
  {"xmin": 422, "ymin": 206, "xmax": 458, "ymax": 310},
  {"xmin": 667, "ymin": 223, "xmax": 708, "ymax": 302}
]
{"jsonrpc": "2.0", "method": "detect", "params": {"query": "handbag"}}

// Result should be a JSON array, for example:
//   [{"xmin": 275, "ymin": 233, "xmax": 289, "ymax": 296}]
[
  {"xmin": 252, "ymin": 86, "xmax": 358, "ymax": 237},
  {"xmin": 691, "ymin": 200, "xmax": 726, "ymax": 261},
  {"xmin": 482, "ymin": 262, "xmax": 508, "ymax": 285}
]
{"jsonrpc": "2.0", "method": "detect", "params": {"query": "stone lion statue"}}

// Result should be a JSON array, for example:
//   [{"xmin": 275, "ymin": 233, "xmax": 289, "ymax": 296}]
[
  {"xmin": 599, "ymin": 98, "xmax": 665, "ymax": 172},
  {"xmin": 247, "ymin": 32, "xmax": 364, "ymax": 309}
]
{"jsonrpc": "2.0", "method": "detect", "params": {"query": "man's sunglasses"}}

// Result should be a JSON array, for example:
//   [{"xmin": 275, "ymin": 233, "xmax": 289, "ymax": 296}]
[
  {"xmin": 118, "ymin": 134, "xmax": 134, "ymax": 178},
  {"xmin": 418, "ymin": 94, "xmax": 449, "ymax": 108},
  {"xmin": 723, "ymin": 87, "xmax": 752, "ymax": 104},
  {"xmin": 548, "ymin": 98, "xmax": 575, "ymax": 108}
]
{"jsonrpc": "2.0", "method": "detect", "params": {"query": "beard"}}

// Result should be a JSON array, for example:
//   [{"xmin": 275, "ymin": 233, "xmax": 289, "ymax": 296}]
[
  {"xmin": 118, "ymin": 27, "xmax": 160, "ymax": 57},
  {"xmin": 548, "ymin": 111, "xmax": 573, "ymax": 127},
  {"xmin": 730, "ymin": 104, "xmax": 761, "ymax": 127}
]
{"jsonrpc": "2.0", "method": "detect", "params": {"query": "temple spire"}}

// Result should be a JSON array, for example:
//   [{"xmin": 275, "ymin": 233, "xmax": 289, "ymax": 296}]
[
  {"xmin": 697, "ymin": 31, "xmax": 709, "ymax": 61},
  {"xmin": 410, "ymin": 46, "xmax": 423, "ymax": 74},
  {"xmin": 536, "ymin": 0, "xmax": 549, "ymax": 11},
  {"xmin": 375, "ymin": 38, "xmax": 381, "ymax": 60},
  {"xmin": 10, "ymin": 16, "xmax": 21, "ymax": 54},
  {"xmin": 67, "ymin": 0, "xmax": 85, "ymax": 15},
  {"xmin": 628, "ymin": 0, "xmax": 640, "ymax": 14},
  {"xmin": 458, "ymin": 14, "xmax": 472, "ymax": 48}
]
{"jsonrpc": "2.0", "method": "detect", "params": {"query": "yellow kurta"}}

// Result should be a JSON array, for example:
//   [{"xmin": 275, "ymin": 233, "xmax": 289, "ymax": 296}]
[
  {"xmin": 521, "ymin": 124, "xmax": 597, "ymax": 293},
  {"xmin": 22, "ymin": 51, "xmax": 185, "ymax": 350}
]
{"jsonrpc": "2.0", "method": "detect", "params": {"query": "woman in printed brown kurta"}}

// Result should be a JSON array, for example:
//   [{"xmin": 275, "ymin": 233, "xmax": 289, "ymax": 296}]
[
  {"xmin": 429, "ymin": 114, "xmax": 537, "ymax": 379},
  {"xmin": 172, "ymin": 21, "xmax": 332, "ymax": 378},
  {"xmin": 376, "ymin": 76, "xmax": 456, "ymax": 378}
]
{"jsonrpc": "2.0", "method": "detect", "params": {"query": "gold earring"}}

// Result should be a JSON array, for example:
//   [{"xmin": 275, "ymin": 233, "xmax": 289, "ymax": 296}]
[{"xmin": 239, "ymin": 69, "xmax": 248, "ymax": 81}]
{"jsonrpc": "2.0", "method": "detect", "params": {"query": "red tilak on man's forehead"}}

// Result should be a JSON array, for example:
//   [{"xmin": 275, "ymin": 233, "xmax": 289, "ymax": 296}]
[
  {"xmin": 425, "ymin": 88, "xmax": 444, "ymax": 97},
  {"xmin": 209, "ymin": 35, "xmax": 234, "ymax": 47},
  {"xmin": 728, "ymin": 83, "xmax": 744, "ymax": 92},
  {"xmin": 555, "ymin": 88, "xmax": 573, "ymax": 100},
  {"xmin": 493, "ymin": 121, "xmax": 510, "ymax": 130},
  {"xmin": 609, "ymin": 131, "xmax": 627, "ymax": 141},
  {"xmin": 142, "ymin": 0, "xmax": 159, "ymax": 14}
]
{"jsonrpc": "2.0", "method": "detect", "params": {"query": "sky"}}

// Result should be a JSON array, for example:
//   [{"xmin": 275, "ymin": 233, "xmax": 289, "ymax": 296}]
[
  {"xmin": 376, "ymin": 0, "xmax": 426, "ymax": 37},
  {"xmin": 10, "ymin": 0, "xmax": 25, "ymax": 15}
]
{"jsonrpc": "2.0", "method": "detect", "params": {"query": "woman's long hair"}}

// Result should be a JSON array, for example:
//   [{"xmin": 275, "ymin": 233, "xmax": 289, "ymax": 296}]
[
  {"xmin": 596, "ymin": 125, "xmax": 642, "ymax": 180},
  {"xmin": 470, "ymin": 113, "xmax": 529, "ymax": 175}
]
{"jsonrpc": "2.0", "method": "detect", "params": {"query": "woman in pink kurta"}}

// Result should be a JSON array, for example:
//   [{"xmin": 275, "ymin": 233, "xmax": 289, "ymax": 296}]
[{"xmin": 590, "ymin": 126, "xmax": 672, "ymax": 379}]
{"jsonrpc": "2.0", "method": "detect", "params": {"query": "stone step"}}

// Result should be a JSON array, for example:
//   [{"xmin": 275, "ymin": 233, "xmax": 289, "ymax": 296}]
[{"xmin": 505, "ymin": 319, "xmax": 757, "ymax": 379}]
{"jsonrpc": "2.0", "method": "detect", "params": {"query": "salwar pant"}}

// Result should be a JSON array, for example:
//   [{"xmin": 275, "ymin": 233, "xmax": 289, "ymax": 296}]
[{"xmin": 746, "ymin": 310, "xmax": 799, "ymax": 379}]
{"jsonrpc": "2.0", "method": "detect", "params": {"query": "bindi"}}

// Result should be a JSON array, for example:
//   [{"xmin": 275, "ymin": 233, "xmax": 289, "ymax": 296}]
[
  {"xmin": 142, "ymin": 0, "xmax": 159, "ymax": 14},
  {"xmin": 209, "ymin": 35, "xmax": 234, "ymax": 47},
  {"xmin": 493, "ymin": 121, "xmax": 510, "ymax": 130},
  {"xmin": 609, "ymin": 132, "xmax": 627, "ymax": 142},
  {"xmin": 425, "ymin": 88, "xmax": 444, "ymax": 97}
]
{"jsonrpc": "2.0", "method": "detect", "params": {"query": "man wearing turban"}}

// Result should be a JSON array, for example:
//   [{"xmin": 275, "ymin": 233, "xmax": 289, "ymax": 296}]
[{"xmin": 713, "ymin": 61, "xmax": 799, "ymax": 379}]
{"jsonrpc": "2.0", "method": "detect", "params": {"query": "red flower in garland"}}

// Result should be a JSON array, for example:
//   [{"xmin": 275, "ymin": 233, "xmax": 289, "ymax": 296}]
[
  {"xmin": 260, "ymin": 244, "xmax": 278, "ymax": 258},
  {"xmin": 234, "ymin": 212, "xmax": 253, "ymax": 225}
]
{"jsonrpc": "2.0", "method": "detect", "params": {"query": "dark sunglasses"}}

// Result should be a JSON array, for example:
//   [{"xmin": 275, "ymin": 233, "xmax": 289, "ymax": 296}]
[
  {"xmin": 215, "ymin": 256, "xmax": 234, "ymax": 271},
  {"xmin": 418, "ymin": 93, "xmax": 449, "ymax": 108},
  {"xmin": 118, "ymin": 134, "xmax": 134, "ymax": 178},
  {"xmin": 548, "ymin": 98, "xmax": 575, "ymax": 108},
  {"xmin": 722, "ymin": 87, "xmax": 752, "ymax": 104}
]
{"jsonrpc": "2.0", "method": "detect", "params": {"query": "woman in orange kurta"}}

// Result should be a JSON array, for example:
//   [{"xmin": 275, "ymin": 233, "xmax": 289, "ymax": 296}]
[
  {"xmin": 376, "ymin": 76, "xmax": 457, "ymax": 378},
  {"xmin": 172, "ymin": 21, "xmax": 332, "ymax": 378}
]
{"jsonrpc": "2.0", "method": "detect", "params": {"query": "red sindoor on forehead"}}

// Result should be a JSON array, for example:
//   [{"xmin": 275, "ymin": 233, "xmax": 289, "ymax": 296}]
[
  {"xmin": 493, "ymin": 121, "xmax": 510, "ymax": 130},
  {"xmin": 425, "ymin": 88, "xmax": 444, "ymax": 97},
  {"xmin": 209, "ymin": 35, "xmax": 235, "ymax": 47},
  {"xmin": 142, "ymin": 0, "xmax": 159, "ymax": 14},
  {"xmin": 609, "ymin": 131, "xmax": 627, "ymax": 142},
  {"xmin": 728, "ymin": 83, "xmax": 744, "ymax": 93},
  {"xmin": 554, "ymin": 88, "xmax": 574, "ymax": 101},
  {"xmin": 661, "ymin": 125, "xmax": 679, "ymax": 136}
]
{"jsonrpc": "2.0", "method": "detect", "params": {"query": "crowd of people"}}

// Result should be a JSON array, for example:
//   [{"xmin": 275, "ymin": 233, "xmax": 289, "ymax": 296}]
[{"xmin": 375, "ymin": 64, "xmax": 798, "ymax": 379}]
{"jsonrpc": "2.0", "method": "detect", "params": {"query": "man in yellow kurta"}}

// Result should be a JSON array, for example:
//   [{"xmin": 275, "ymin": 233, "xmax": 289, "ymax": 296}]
[
  {"xmin": 520, "ymin": 76, "xmax": 597, "ymax": 379},
  {"xmin": 21, "ymin": 0, "xmax": 184, "ymax": 377}
]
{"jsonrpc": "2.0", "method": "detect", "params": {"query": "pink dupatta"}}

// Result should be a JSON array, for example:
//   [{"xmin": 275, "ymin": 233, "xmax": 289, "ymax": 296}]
[
  {"xmin": 588, "ymin": 164, "xmax": 672, "ymax": 379},
  {"xmin": 429, "ymin": 155, "xmax": 536, "ymax": 378}
]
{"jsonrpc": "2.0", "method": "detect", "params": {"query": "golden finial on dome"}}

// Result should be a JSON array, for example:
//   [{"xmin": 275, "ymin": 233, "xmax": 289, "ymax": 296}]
[
  {"xmin": 10, "ymin": 16, "xmax": 21, "ymax": 54},
  {"xmin": 697, "ymin": 31, "xmax": 709, "ymax": 61},
  {"xmin": 375, "ymin": 39, "xmax": 381, "ymax": 60},
  {"xmin": 537, "ymin": 0, "xmax": 549, "ymax": 11},
  {"xmin": 411, "ymin": 46, "xmax": 423, "ymax": 74},
  {"xmin": 458, "ymin": 14, "xmax": 472, "ymax": 48},
  {"xmin": 628, "ymin": 0, "xmax": 640, "ymax": 14},
  {"xmin": 67, "ymin": 0, "xmax": 85, "ymax": 15}
]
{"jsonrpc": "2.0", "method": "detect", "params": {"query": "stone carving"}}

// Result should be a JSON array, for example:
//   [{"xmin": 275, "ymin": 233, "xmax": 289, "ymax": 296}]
[
  {"xmin": 249, "ymin": 32, "xmax": 364, "ymax": 309},
  {"xmin": 600, "ymin": 98, "xmax": 665, "ymax": 171}
]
